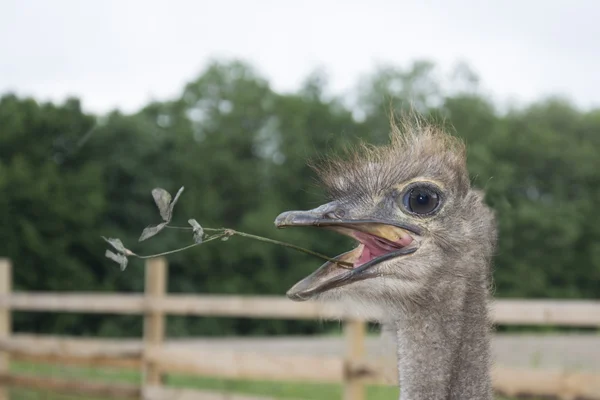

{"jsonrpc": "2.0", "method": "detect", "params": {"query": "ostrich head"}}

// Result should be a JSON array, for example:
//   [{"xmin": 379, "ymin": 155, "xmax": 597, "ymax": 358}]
[{"xmin": 275, "ymin": 117, "xmax": 496, "ymax": 320}]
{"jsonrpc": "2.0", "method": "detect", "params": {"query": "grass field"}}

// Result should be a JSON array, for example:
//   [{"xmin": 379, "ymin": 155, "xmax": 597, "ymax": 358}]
[{"xmin": 8, "ymin": 362, "xmax": 535, "ymax": 400}]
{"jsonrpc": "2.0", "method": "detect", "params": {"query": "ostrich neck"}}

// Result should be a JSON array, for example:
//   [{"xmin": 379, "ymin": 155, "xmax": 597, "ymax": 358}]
[{"xmin": 393, "ymin": 277, "xmax": 492, "ymax": 400}]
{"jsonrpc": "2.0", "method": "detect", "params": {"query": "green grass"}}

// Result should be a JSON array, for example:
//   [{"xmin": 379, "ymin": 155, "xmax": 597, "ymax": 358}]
[
  {"xmin": 8, "ymin": 362, "xmax": 531, "ymax": 400},
  {"xmin": 168, "ymin": 375, "xmax": 400, "ymax": 400}
]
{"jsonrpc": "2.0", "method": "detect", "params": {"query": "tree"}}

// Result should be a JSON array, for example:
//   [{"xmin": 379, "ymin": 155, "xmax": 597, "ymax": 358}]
[{"xmin": 1, "ymin": 59, "xmax": 599, "ymax": 338}]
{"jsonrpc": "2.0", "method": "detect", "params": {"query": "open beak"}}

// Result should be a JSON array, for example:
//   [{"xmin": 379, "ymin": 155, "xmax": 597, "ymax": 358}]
[{"xmin": 274, "ymin": 205, "xmax": 421, "ymax": 301}]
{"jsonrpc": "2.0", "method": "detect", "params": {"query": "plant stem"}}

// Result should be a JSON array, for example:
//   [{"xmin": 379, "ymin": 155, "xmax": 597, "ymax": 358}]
[
  {"xmin": 133, "ymin": 234, "xmax": 225, "ymax": 259},
  {"xmin": 227, "ymin": 229, "xmax": 353, "ymax": 268},
  {"xmin": 166, "ymin": 225, "xmax": 354, "ymax": 268}
]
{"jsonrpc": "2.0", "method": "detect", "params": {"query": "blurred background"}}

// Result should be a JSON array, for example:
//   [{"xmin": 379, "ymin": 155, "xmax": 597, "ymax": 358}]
[{"xmin": 0, "ymin": 1, "xmax": 598, "ymax": 399}]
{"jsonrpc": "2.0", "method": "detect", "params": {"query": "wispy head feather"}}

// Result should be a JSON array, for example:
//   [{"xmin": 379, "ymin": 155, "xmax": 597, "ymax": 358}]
[{"xmin": 312, "ymin": 112, "xmax": 469, "ymax": 201}]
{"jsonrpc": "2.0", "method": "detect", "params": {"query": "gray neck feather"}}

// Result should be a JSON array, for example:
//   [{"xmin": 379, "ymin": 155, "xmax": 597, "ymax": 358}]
[{"xmin": 393, "ymin": 274, "xmax": 492, "ymax": 400}]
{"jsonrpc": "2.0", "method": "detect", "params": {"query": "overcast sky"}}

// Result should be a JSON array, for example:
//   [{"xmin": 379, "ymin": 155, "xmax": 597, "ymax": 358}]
[{"xmin": 1, "ymin": 0, "xmax": 598, "ymax": 114}]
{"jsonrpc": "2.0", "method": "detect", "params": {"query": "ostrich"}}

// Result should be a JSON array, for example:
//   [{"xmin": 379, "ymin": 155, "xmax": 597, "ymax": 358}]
[{"xmin": 275, "ymin": 117, "xmax": 497, "ymax": 400}]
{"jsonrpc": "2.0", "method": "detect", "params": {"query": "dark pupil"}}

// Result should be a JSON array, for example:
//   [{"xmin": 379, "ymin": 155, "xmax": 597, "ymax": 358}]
[
  {"xmin": 416, "ymin": 193, "xmax": 429, "ymax": 204},
  {"xmin": 409, "ymin": 190, "xmax": 438, "ymax": 214}
]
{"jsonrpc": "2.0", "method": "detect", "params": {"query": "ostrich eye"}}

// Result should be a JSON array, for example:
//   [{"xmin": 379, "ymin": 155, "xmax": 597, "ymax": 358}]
[{"xmin": 402, "ymin": 186, "xmax": 441, "ymax": 215}]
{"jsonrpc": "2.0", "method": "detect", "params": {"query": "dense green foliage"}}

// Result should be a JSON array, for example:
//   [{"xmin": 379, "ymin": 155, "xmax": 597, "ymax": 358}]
[{"xmin": 1, "ymin": 59, "xmax": 599, "ymax": 336}]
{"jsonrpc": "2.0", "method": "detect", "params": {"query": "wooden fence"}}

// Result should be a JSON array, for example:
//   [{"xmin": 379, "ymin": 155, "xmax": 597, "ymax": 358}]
[{"xmin": 0, "ymin": 257, "xmax": 598, "ymax": 400}]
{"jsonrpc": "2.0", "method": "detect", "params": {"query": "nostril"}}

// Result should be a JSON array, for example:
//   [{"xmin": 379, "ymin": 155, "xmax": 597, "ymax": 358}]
[
  {"xmin": 333, "ymin": 208, "xmax": 346, "ymax": 218},
  {"xmin": 322, "ymin": 205, "xmax": 346, "ymax": 220}
]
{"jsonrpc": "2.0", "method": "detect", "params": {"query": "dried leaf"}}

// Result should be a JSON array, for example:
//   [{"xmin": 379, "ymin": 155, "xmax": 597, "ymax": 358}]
[
  {"xmin": 193, "ymin": 232, "xmax": 203, "ymax": 244},
  {"xmin": 151, "ymin": 186, "xmax": 184, "ymax": 222},
  {"xmin": 139, "ymin": 222, "xmax": 167, "ymax": 242},
  {"xmin": 102, "ymin": 237, "xmax": 127, "ymax": 253},
  {"xmin": 102, "ymin": 236, "xmax": 137, "ymax": 256},
  {"xmin": 188, "ymin": 219, "xmax": 201, "ymax": 230},
  {"xmin": 168, "ymin": 187, "xmax": 184, "ymax": 221},
  {"xmin": 105, "ymin": 250, "xmax": 128, "ymax": 271},
  {"xmin": 152, "ymin": 188, "xmax": 172, "ymax": 221},
  {"xmin": 123, "ymin": 248, "xmax": 136, "ymax": 256},
  {"xmin": 188, "ymin": 219, "xmax": 204, "ymax": 244}
]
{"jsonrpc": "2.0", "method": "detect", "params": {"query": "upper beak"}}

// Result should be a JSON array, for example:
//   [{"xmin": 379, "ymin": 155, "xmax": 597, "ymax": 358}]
[
  {"xmin": 274, "ymin": 203, "xmax": 423, "ymax": 235},
  {"xmin": 274, "ymin": 203, "xmax": 420, "ymax": 301}
]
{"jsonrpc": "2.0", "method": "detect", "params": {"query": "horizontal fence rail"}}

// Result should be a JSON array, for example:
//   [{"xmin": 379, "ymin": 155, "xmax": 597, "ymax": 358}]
[
  {"xmin": 142, "ymin": 386, "xmax": 287, "ymax": 400},
  {"xmin": 0, "ymin": 257, "xmax": 598, "ymax": 400},
  {"xmin": 1, "ymin": 293, "xmax": 599, "ymax": 326},
  {"xmin": 0, "ymin": 373, "xmax": 278, "ymax": 400},
  {"xmin": 0, "ymin": 373, "xmax": 140, "ymax": 399},
  {"xmin": 1, "ymin": 334, "xmax": 599, "ymax": 399},
  {"xmin": 0, "ymin": 335, "xmax": 142, "ymax": 369}
]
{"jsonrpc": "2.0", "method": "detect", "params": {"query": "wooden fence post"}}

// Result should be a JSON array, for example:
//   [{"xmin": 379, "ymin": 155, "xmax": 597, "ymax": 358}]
[
  {"xmin": 143, "ymin": 257, "xmax": 167, "ymax": 393},
  {"xmin": 343, "ymin": 319, "xmax": 365, "ymax": 400},
  {"xmin": 0, "ymin": 259, "xmax": 12, "ymax": 400}
]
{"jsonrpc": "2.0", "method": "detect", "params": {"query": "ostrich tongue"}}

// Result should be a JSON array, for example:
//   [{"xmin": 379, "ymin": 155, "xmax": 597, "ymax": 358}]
[
  {"xmin": 314, "ymin": 223, "xmax": 415, "ymax": 268},
  {"xmin": 354, "ymin": 230, "xmax": 413, "ymax": 267}
]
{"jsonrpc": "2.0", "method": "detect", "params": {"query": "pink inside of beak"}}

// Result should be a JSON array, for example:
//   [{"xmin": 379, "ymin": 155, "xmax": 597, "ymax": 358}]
[{"xmin": 354, "ymin": 231, "xmax": 413, "ymax": 267}]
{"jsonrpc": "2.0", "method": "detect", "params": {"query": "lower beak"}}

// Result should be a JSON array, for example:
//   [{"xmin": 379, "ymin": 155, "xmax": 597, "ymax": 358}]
[{"xmin": 274, "ymin": 207, "xmax": 419, "ymax": 301}]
